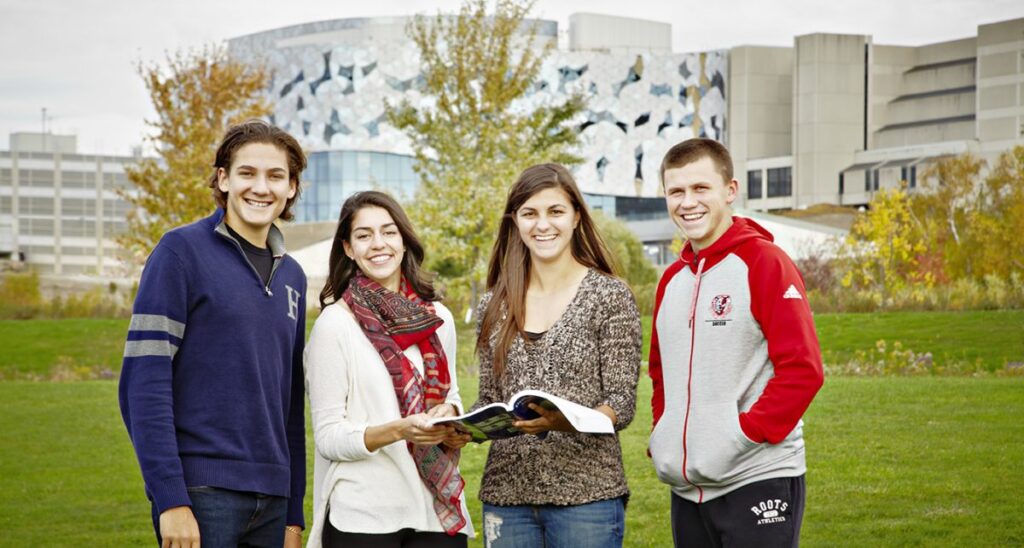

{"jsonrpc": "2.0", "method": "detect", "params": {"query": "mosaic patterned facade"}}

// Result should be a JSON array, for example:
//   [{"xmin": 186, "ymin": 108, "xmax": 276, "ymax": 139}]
[{"xmin": 229, "ymin": 18, "xmax": 727, "ymax": 199}]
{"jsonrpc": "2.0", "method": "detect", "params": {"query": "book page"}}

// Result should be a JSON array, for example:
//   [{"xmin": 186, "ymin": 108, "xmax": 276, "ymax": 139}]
[{"xmin": 511, "ymin": 390, "xmax": 614, "ymax": 434}]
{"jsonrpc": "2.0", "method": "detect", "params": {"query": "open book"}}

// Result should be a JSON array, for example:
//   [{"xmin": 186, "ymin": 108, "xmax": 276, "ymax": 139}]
[{"xmin": 428, "ymin": 389, "xmax": 614, "ymax": 443}]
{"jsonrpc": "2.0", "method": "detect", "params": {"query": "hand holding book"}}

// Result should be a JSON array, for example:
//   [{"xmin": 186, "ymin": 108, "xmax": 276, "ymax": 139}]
[
  {"xmin": 427, "ymin": 389, "xmax": 615, "ymax": 443},
  {"xmin": 512, "ymin": 403, "xmax": 574, "ymax": 435}
]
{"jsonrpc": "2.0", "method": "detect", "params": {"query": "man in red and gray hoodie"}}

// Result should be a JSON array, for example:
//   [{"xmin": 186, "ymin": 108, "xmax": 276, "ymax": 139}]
[{"xmin": 648, "ymin": 138, "xmax": 824, "ymax": 547}]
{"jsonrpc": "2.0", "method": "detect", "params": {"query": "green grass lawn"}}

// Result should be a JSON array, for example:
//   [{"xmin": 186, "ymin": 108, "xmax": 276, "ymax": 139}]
[
  {"xmin": 3, "ymin": 309, "xmax": 1021, "ymax": 378},
  {"xmin": 2, "ymin": 376, "xmax": 1022, "ymax": 546},
  {"xmin": 1, "ymin": 310, "xmax": 1022, "ymax": 545},
  {"xmin": 814, "ymin": 309, "xmax": 1024, "ymax": 371},
  {"xmin": 0, "ymin": 319, "xmax": 127, "ymax": 378}
]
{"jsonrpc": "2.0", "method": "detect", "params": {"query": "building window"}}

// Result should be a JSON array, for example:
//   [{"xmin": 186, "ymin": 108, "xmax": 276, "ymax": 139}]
[
  {"xmin": 864, "ymin": 169, "xmax": 880, "ymax": 191},
  {"xmin": 839, "ymin": 173, "xmax": 845, "ymax": 195},
  {"xmin": 61, "ymin": 246, "xmax": 96, "ymax": 256},
  {"xmin": 22, "ymin": 218, "xmax": 54, "ymax": 235},
  {"xmin": 103, "ymin": 172, "xmax": 130, "ymax": 191},
  {"xmin": 0, "ymin": 195, "xmax": 10, "ymax": 214},
  {"xmin": 24, "ymin": 245, "xmax": 54, "ymax": 256},
  {"xmin": 297, "ymin": 150, "xmax": 420, "ymax": 223},
  {"xmin": 901, "ymin": 166, "xmax": 917, "ymax": 188},
  {"xmin": 747, "ymin": 170, "xmax": 762, "ymax": 199},
  {"xmin": 102, "ymin": 198, "xmax": 129, "ymax": 217},
  {"xmin": 62, "ymin": 219, "xmax": 97, "ymax": 237},
  {"xmin": 62, "ymin": 198, "xmax": 94, "ymax": 217},
  {"xmin": 22, "ymin": 169, "xmax": 55, "ymax": 187},
  {"xmin": 62, "ymin": 171, "xmax": 92, "ymax": 188},
  {"xmin": 103, "ymin": 220, "xmax": 128, "ymax": 236},
  {"xmin": 19, "ymin": 196, "xmax": 54, "ymax": 215},
  {"xmin": 766, "ymin": 167, "xmax": 791, "ymax": 198}
]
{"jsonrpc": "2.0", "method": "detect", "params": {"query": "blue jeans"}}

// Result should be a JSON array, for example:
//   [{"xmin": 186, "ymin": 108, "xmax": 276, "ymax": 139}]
[
  {"xmin": 151, "ymin": 486, "xmax": 288, "ymax": 548},
  {"xmin": 482, "ymin": 497, "xmax": 625, "ymax": 548}
]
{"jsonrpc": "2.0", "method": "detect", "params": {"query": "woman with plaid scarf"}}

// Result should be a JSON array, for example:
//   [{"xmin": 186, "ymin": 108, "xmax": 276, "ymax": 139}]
[{"xmin": 304, "ymin": 191, "xmax": 474, "ymax": 547}]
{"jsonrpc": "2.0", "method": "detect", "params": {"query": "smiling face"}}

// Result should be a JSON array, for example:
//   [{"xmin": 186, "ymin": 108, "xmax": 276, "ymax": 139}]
[
  {"xmin": 217, "ymin": 142, "xmax": 296, "ymax": 246},
  {"xmin": 342, "ymin": 206, "xmax": 405, "ymax": 292},
  {"xmin": 514, "ymin": 186, "xmax": 580, "ymax": 264},
  {"xmin": 663, "ymin": 155, "xmax": 738, "ymax": 252}
]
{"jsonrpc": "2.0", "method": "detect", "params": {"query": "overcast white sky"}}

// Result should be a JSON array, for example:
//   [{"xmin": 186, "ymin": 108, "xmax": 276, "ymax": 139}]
[{"xmin": 1, "ymin": 0, "xmax": 1021, "ymax": 155}]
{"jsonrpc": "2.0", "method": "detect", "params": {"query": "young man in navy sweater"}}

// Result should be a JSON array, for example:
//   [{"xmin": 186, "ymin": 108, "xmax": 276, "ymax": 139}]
[{"xmin": 120, "ymin": 120, "xmax": 308, "ymax": 548}]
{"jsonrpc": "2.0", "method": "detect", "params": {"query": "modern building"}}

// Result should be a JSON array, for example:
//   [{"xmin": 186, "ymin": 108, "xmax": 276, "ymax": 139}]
[
  {"xmin": 731, "ymin": 17, "xmax": 1024, "ymax": 210},
  {"xmin": 230, "ymin": 13, "xmax": 1024, "ymax": 221},
  {"xmin": 227, "ymin": 14, "xmax": 727, "ymax": 223},
  {"xmin": 14, "ymin": 13, "xmax": 1021, "ymax": 280},
  {"xmin": 0, "ymin": 132, "xmax": 133, "ymax": 275}
]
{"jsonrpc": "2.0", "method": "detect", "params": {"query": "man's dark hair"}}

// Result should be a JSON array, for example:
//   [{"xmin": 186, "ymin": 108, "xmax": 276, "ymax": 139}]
[
  {"xmin": 208, "ymin": 119, "xmax": 306, "ymax": 221},
  {"xmin": 660, "ymin": 138, "xmax": 734, "ymax": 185}
]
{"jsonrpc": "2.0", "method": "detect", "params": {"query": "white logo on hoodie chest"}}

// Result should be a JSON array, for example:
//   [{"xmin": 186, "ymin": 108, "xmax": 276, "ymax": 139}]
[{"xmin": 705, "ymin": 294, "xmax": 733, "ymax": 326}]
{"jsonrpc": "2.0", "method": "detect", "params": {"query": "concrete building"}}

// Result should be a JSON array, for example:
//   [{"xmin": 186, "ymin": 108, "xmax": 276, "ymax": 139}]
[
  {"xmin": 731, "ymin": 17, "xmax": 1024, "ymax": 211},
  {"xmin": 0, "ymin": 132, "xmax": 133, "ymax": 275},
  {"xmin": 17, "ymin": 13, "xmax": 1023, "ymax": 280}
]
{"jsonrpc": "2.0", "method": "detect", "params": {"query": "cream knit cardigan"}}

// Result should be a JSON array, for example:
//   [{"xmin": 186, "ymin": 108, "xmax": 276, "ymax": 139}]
[{"xmin": 304, "ymin": 300, "xmax": 474, "ymax": 546}]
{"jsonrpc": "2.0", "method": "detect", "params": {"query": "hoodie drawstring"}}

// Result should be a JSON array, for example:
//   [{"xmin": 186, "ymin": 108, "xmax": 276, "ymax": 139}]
[{"xmin": 688, "ymin": 258, "xmax": 706, "ymax": 329}]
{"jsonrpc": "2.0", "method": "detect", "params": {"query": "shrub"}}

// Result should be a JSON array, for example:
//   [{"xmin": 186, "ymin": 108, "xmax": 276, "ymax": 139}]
[
  {"xmin": 48, "ymin": 286, "xmax": 130, "ymax": 319},
  {"xmin": 0, "ymin": 272, "xmax": 44, "ymax": 319},
  {"xmin": 823, "ymin": 339, "xmax": 1005, "ymax": 377},
  {"xmin": 0, "ymin": 272, "xmax": 132, "ymax": 319}
]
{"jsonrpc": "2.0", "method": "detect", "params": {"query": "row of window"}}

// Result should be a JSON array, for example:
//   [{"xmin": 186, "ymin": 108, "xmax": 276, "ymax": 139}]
[
  {"xmin": 22, "ymin": 245, "xmax": 110, "ymax": 256},
  {"xmin": 13, "ymin": 218, "xmax": 127, "ymax": 237},
  {"xmin": 584, "ymin": 194, "xmax": 666, "ymax": 222},
  {"xmin": 747, "ymin": 167, "xmax": 792, "ymax": 199},
  {"xmin": 0, "ymin": 197, "xmax": 130, "ymax": 216},
  {"xmin": 297, "ymin": 151, "xmax": 419, "ymax": 222},
  {"xmin": 0, "ymin": 168, "xmax": 130, "ymax": 189},
  {"xmin": 837, "ymin": 166, "xmax": 918, "ymax": 195}
]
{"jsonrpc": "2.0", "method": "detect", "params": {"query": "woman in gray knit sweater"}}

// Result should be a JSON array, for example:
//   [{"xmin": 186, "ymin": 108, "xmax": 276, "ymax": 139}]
[{"xmin": 471, "ymin": 163, "xmax": 642, "ymax": 547}]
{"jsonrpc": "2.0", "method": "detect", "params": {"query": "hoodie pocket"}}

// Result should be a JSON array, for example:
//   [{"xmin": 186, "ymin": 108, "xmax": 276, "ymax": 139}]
[
  {"xmin": 684, "ymin": 401, "xmax": 762, "ymax": 485},
  {"xmin": 648, "ymin": 408, "xmax": 687, "ymax": 487}
]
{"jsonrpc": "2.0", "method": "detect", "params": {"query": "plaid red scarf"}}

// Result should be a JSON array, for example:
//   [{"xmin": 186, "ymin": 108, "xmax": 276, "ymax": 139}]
[{"xmin": 342, "ymin": 271, "xmax": 466, "ymax": 535}]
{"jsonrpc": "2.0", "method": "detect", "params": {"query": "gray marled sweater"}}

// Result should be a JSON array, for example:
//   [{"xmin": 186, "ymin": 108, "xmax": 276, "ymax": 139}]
[{"xmin": 473, "ymin": 269, "xmax": 642, "ymax": 506}]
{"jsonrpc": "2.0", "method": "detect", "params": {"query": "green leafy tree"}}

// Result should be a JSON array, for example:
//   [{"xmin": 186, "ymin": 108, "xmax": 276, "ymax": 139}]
[
  {"xmin": 976, "ymin": 145, "xmax": 1024, "ymax": 279},
  {"xmin": 592, "ymin": 212, "xmax": 659, "ymax": 314},
  {"xmin": 592, "ymin": 212, "xmax": 657, "ymax": 288},
  {"xmin": 386, "ymin": 0, "xmax": 586, "ymax": 315},
  {"xmin": 841, "ymin": 185, "xmax": 928, "ymax": 303},
  {"xmin": 913, "ymin": 153, "xmax": 985, "ymax": 281},
  {"xmin": 118, "ymin": 45, "xmax": 270, "ymax": 263}
]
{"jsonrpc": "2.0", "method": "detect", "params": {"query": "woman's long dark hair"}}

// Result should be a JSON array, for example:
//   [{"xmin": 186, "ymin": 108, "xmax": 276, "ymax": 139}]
[
  {"xmin": 319, "ymin": 191, "xmax": 436, "ymax": 307},
  {"xmin": 477, "ymin": 163, "xmax": 617, "ymax": 375}
]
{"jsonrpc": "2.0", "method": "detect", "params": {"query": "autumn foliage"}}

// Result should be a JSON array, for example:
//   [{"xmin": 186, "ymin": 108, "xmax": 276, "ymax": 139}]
[
  {"xmin": 118, "ymin": 46, "xmax": 270, "ymax": 263},
  {"xmin": 386, "ymin": 0, "xmax": 586, "ymax": 314},
  {"xmin": 828, "ymin": 146, "xmax": 1024, "ymax": 310}
]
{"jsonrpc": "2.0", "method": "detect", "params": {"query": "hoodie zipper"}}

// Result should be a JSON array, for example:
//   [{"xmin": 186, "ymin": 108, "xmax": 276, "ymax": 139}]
[{"xmin": 681, "ymin": 257, "xmax": 706, "ymax": 502}]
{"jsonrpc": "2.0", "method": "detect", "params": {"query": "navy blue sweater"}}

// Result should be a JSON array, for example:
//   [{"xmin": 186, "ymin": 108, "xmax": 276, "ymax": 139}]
[{"xmin": 119, "ymin": 209, "xmax": 307, "ymax": 526}]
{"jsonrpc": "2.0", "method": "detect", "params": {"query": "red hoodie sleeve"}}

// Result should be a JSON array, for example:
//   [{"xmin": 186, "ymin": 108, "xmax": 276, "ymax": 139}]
[
  {"xmin": 739, "ymin": 245, "xmax": 824, "ymax": 444},
  {"xmin": 649, "ymin": 261, "xmax": 685, "ymax": 430}
]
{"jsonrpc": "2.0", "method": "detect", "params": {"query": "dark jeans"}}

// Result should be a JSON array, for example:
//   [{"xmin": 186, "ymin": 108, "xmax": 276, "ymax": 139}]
[
  {"xmin": 321, "ymin": 509, "xmax": 468, "ymax": 548},
  {"xmin": 151, "ymin": 486, "xmax": 287, "ymax": 548},
  {"xmin": 670, "ymin": 475, "xmax": 806, "ymax": 548}
]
